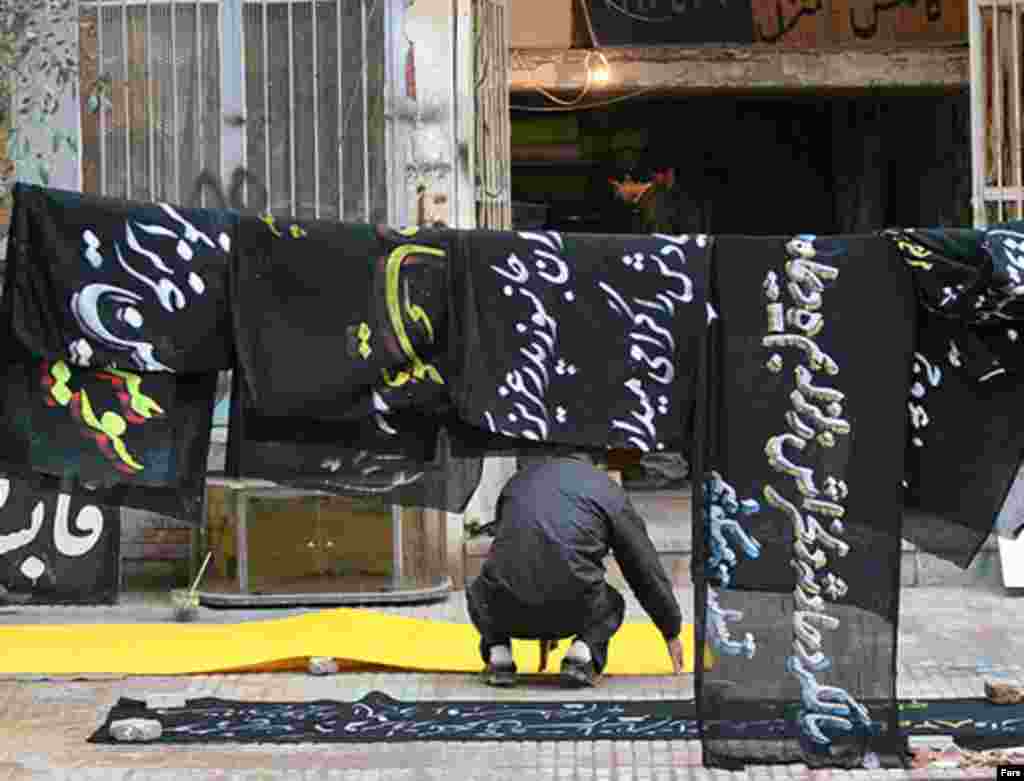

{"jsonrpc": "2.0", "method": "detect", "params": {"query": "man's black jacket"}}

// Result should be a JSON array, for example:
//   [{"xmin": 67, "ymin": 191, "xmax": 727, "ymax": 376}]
[{"xmin": 481, "ymin": 457, "xmax": 682, "ymax": 640}]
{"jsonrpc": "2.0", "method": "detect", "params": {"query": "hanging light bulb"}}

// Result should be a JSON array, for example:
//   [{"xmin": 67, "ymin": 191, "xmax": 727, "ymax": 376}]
[{"xmin": 588, "ymin": 52, "xmax": 612, "ymax": 85}]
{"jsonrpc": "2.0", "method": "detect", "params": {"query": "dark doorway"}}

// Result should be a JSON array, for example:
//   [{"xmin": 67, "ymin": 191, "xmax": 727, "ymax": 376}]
[{"xmin": 511, "ymin": 92, "xmax": 972, "ymax": 236}]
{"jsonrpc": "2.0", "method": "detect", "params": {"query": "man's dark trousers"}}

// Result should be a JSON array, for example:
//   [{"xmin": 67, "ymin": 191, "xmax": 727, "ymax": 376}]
[{"xmin": 467, "ymin": 574, "xmax": 626, "ymax": 674}]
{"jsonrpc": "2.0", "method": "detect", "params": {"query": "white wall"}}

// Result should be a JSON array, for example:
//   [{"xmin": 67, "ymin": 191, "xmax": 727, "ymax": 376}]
[{"xmin": 403, "ymin": 0, "xmax": 475, "ymax": 228}]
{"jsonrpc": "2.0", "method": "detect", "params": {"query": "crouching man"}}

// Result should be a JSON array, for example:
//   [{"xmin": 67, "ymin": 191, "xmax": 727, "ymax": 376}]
[{"xmin": 467, "ymin": 450, "xmax": 684, "ymax": 687}]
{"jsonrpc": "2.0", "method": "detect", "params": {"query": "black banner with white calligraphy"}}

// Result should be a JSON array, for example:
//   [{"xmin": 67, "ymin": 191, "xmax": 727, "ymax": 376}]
[
  {"xmin": 583, "ymin": 0, "xmax": 754, "ymax": 46},
  {"xmin": 231, "ymin": 217, "xmax": 450, "ymax": 421},
  {"xmin": 447, "ymin": 230, "xmax": 709, "ymax": 455},
  {"xmin": 695, "ymin": 236, "xmax": 916, "ymax": 769},
  {"xmin": 0, "ymin": 474, "xmax": 119, "ymax": 604},
  {"xmin": 4, "ymin": 182, "xmax": 235, "ymax": 374},
  {"xmin": 885, "ymin": 225, "xmax": 1024, "ymax": 567},
  {"xmin": 89, "ymin": 692, "xmax": 1024, "ymax": 748},
  {"xmin": 225, "ymin": 371, "xmax": 483, "ymax": 514}
]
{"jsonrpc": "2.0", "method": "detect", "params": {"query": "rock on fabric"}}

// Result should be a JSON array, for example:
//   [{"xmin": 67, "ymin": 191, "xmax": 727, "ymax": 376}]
[
  {"xmin": 4, "ymin": 183, "xmax": 235, "ymax": 374},
  {"xmin": 446, "ymin": 230, "xmax": 710, "ymax": 453},
  {"xmin": 695, "ymin": 235, "xmax": 915, "ymax": 769},
  {"xmin": 0, "ymin": 473, "xmax": 120, "ymax": 604}
]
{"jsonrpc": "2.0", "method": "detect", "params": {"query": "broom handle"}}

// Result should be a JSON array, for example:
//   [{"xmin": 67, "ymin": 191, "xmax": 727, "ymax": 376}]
[{"xmin": 189, "ymin": 551, "xmax": 213, "ymax": 595}]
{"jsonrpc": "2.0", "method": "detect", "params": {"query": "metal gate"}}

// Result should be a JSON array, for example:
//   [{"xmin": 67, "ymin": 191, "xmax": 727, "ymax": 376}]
[
  {"xmin": 473, "ymin": 0, "xmax": 511, "ymax": 229},
  {"xmin": 79, "ymin": 0, "xmax": 400, "ymax": 222},
  {"xmin": 970, "ymin": 0, "xmax": 1024, "ymax": 225}
]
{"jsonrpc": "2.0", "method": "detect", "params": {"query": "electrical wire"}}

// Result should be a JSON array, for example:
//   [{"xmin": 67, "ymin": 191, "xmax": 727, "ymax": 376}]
[
  {"xmin": 510, "ymin": 0, "xmax": 653, "ymax": 113},
  {"xmin": 511, "ymin": 49, "xmax": 606, "ymax": 107},
  {"xmin": 578, "ymin": 0, "xmax": 600, "ymax": 47}
]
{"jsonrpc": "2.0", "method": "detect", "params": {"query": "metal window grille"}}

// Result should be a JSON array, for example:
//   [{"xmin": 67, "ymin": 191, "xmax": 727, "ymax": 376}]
[
  {"xmin": 970, "ymin": 0, "xmax": 1024, "ymax": 226},
  {"xmin": 79, "ymin": 0, "xmax": 396, "ymax": 222},
  {"xmin": 473, "ymin": 0, "xmax": 511, "ymax": 229}
]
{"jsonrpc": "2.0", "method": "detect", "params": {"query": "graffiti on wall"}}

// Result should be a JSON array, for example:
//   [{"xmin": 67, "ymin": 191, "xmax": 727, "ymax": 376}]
[{"xmin": 755, "ymin": 0, "xmax": 953, "ymax": 44}]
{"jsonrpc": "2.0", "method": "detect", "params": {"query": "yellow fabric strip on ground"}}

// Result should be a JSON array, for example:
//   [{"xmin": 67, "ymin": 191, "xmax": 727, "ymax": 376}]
[{"xmin": 0, "ymin": 610, "xmax": 704, "ymax": 675}]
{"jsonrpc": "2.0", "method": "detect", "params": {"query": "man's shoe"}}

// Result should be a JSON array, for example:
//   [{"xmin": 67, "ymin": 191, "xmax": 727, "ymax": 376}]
[
  {"xmin": 484, "ymin": 661, "xmax": 517, "ymax": 687},
  {"xmin": 483, "ymin": 644, "xmax": 517, "ymax": 687},
  {"xmin": 560, "ymin": 657, "xmax": 599, "ymax": 688}
]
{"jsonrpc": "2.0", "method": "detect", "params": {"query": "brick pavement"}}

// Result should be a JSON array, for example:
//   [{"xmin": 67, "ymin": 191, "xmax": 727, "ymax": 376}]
[{"xmin": 0, "ymin": 586, "xmax": 1022, "ymax": 780}]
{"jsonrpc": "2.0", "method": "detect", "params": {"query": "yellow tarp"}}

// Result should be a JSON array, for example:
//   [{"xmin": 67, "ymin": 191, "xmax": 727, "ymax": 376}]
[{"xmin": 0, "ymin": 609, "xmax": 709, "ymax": 675}]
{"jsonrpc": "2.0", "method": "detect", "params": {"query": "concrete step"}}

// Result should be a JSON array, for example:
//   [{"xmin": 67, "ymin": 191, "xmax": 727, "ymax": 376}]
[{"xmin": 462, "ymin": 488, "xmax": 1005, "ymax": 589}]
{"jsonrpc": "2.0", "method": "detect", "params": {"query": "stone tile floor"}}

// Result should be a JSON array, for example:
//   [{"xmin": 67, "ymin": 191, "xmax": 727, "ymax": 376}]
[{"xmin": 1, "ymin": 586, "xmax": 1022, "ymax": 780}]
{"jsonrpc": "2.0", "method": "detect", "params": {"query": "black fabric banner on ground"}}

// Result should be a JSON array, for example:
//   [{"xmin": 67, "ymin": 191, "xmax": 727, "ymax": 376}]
[
  {"xmin": 231, "ymin": 217, "xmax": 450, "ymax": 421},
  {"xmin": 885, "ymin": 226, "xmax": 1024, "ymax": 564},
  {"xmin": 88, "ymin": 692, "xmax": 1024, "ymax": 748},
  {"xmin": 4, "ymin": 183, "xmax": 236, "ymax": 374},
  {"xmin": 0, "ymin": 473, "xmax": 119, "ymax": 604},
  {"xmin": 446, "ymin": 230, "xmax": 710, "ymax": 454},
  {"xmin": 0, "ymin": 339, "xmax": 218, "ymax": 522},
  {"xmin": 696, "ymin": 235, "xmax": 915, "ymax": 769},
  {"xmin": 582, "ymin": 0, "xmax": 754, "ymax": 46}
]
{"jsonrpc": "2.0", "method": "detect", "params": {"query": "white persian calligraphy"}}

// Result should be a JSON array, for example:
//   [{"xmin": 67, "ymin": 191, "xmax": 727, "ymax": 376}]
[
  {"xmin": 761, "ymin": 235, "xmax": 871, "ymax": 755},
  {"xmin": 0, "ymin": 484, "xmax": 44, "ymax": 555},
  {"xmin": 71, "ymin": 202, "xmax": 227, "ymax": 372},
  {"xmin": 53, "ymin": 492, "xmax": 104, "ymax": 557},
  {"xmin": 908, "ymin": 351, "xmax": 943, "ymax": 448},
  {"xmin": 483, "ymin": 232, "xmax": 567, "ymax": 441},
  {"xmin": 703, "ymin": 472, "xmax": 762, "ymax": 658},
  {"xmin": 603, "ymin": 235, "xmax": 700, "ymax": 452},
  {"xmin": 0, "ymin": 482, "xmax": 105, "ymax": 592}
]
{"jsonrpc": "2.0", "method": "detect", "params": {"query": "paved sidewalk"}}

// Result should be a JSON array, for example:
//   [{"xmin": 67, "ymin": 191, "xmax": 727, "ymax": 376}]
[{"xmin": 1, "ymin": 585, "xmax": 1023, "ymax": 780}]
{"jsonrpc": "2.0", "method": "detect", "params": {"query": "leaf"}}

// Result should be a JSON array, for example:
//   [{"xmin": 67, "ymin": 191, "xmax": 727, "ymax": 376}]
[
  {"xmin": 51, "ymin": 131, "xmax": 60, "ymax": 153},
  {"xmin": 37, "ymin": 162, "xmax": 48, "ymax": 186}
]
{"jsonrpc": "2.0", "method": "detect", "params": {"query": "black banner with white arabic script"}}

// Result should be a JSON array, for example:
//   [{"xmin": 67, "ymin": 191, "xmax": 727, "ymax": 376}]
[
  {"xmin": 696, "ymin": 235, "xmax": 915, "ymax": 769},
  {"xmin": 89, "ymin": 692, "xmax": 1024, "ymax": 748},
  {"xmin": 0, "ymin": 473, "xmax": 119, "ymax": 604},
  {"xmin": 583, "ymin": 0, "xmax": 754, "ymax": 46}
]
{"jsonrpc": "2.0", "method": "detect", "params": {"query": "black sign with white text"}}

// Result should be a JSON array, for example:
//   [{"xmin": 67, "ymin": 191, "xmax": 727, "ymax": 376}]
[
  {"xmin": 584, "ymin": 0, "xmax": 754, "ymax": 46},
  {"xmin": 0, "ymin": 474, "xmax": 119, "ymax": 604}
]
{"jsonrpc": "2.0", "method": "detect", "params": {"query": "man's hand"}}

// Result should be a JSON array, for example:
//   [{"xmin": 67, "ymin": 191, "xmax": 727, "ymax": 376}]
[{"xmin": 666, "ymin": 635, "xmax": 684, "ymax": 675}]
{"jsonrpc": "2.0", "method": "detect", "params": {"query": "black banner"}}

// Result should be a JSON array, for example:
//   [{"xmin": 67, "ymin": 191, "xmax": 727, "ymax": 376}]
[
  {"xmin": 88, "ymin": 692, "xmax": 1022, "ymax": 747},
  {"xmin": 0, "ymin": 351, "xmax": 218, "ymax": 522},
  {"xmin": 584, "ymin": 0, "xmax": 754, "ymax": 46},
  {"xmin": 0, "ymin": 474, "xmax": 119, "ymax": 604}
]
